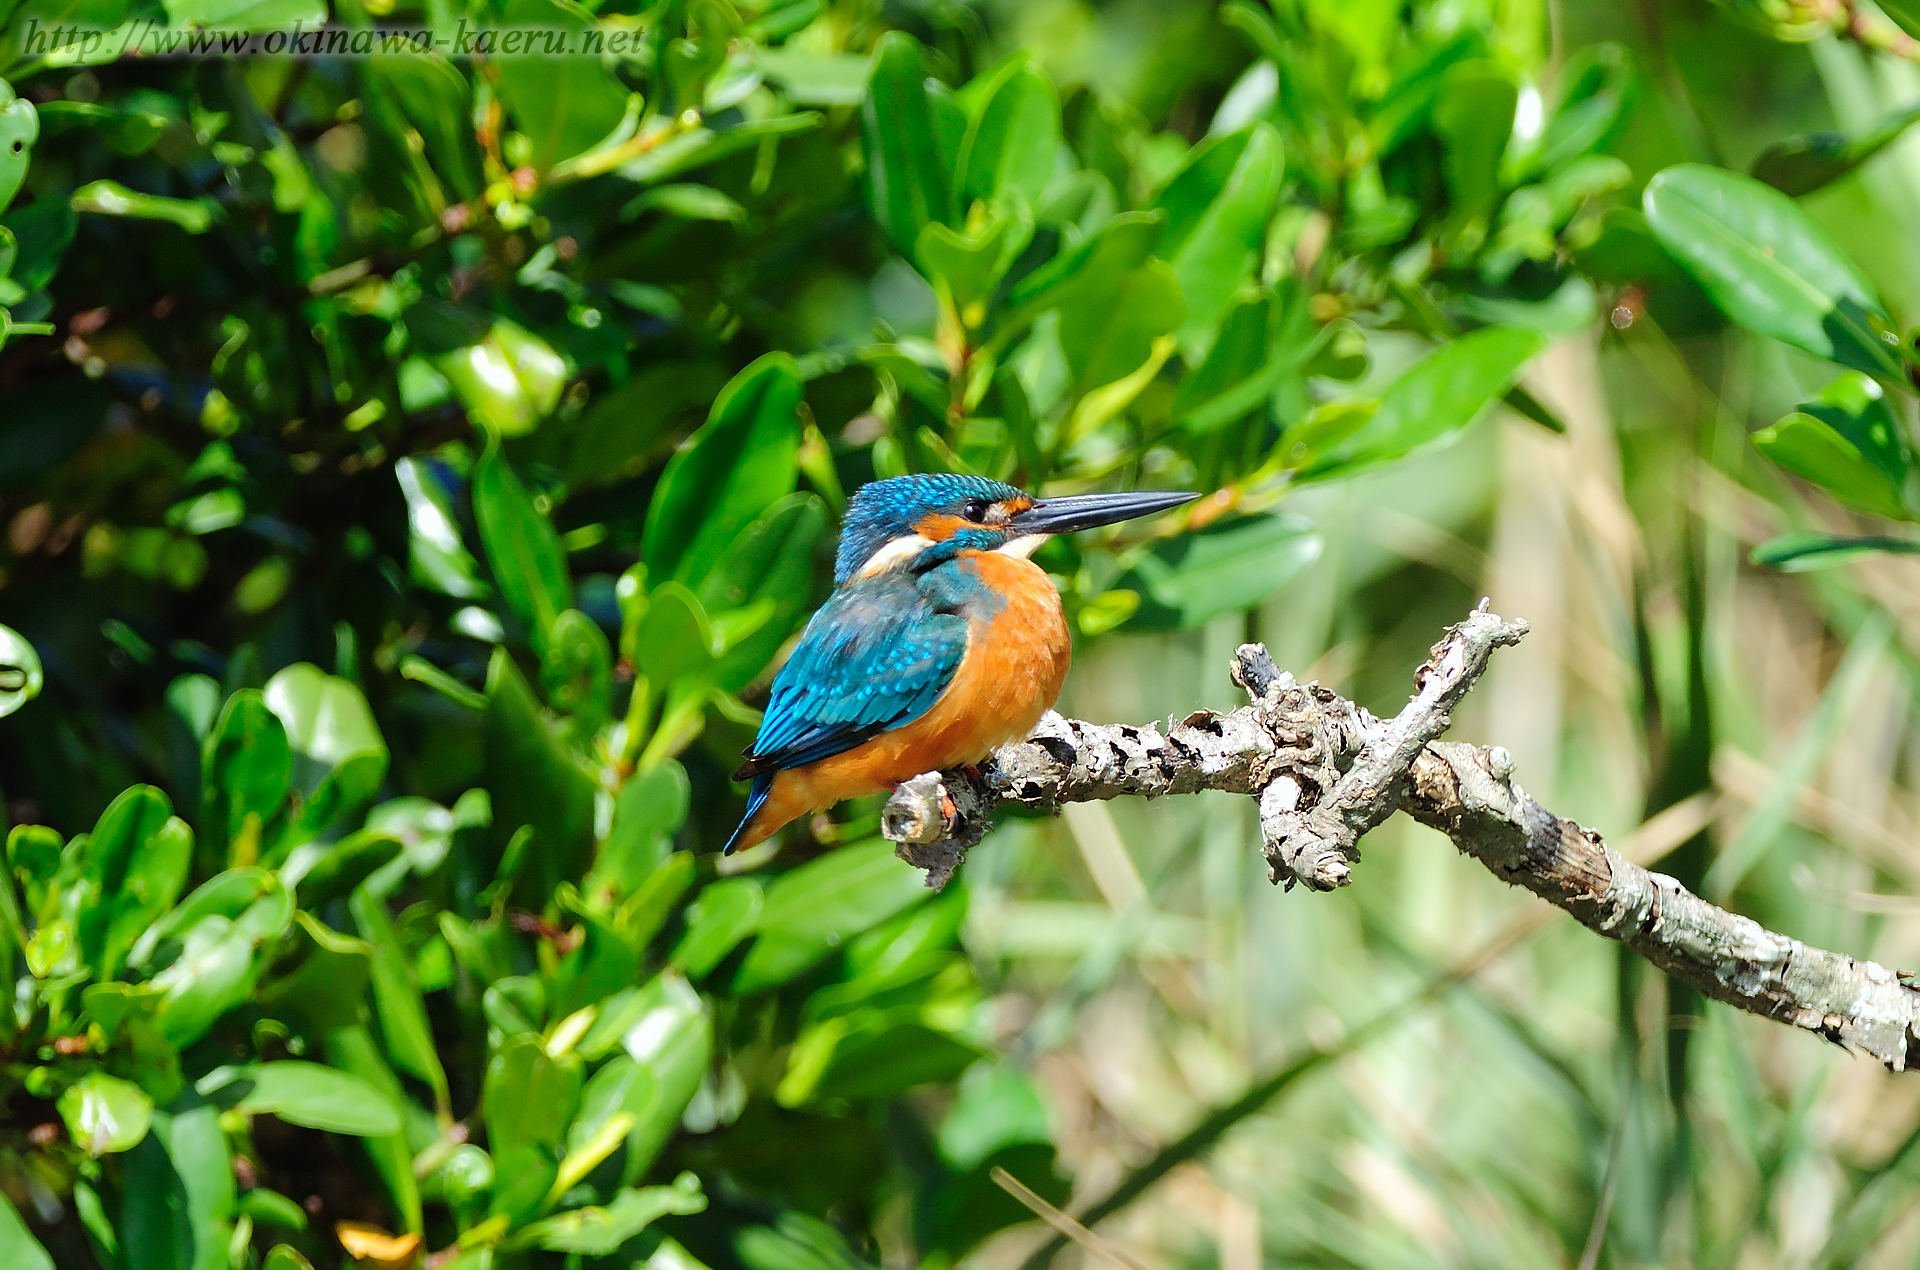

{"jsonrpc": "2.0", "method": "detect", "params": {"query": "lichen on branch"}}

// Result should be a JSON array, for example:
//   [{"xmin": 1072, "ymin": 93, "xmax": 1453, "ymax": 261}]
[{"xmin": 880, "ymin": 604, "xmax": 1920, "ymax": 1073}]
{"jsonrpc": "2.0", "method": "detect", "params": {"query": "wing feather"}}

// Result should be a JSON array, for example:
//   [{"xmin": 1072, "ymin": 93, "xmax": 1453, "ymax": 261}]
[{"xmin": 737, "ymin": 573, "xmax": 967, "ymax": 776}]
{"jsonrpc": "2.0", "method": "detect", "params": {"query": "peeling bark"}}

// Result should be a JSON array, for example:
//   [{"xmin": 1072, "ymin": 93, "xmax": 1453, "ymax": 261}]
[{"xmin": 879, "ymin": 605, "xmax": 1920, "ymax": 1073}]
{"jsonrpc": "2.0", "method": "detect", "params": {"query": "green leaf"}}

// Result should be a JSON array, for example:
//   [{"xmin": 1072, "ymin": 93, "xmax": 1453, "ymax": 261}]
[
  {"xmin": 756, "ymin": 47, "xmax": 873, "ymax": 106},
  {"xmin": 1753, "ymin": 372, "xmax": 1914, "ymax": 519},
  {"xmin": 484, "ymin": 648, "xmax": 598, "ymax": 904},
  {"xmin": 672, "ymin": 877, "xmax": 763, "ymax": 978},
  {"xmin": 1114, "ymin": 513, "xmax": 1322, "ymax": 629},
  {"xmin": 1431, "ymin": 62, "xmax": 1518, "ymax": 220},
  {"xmin": 320, "ymin": 1026, "xmax": 423, "ymax": 1231},
  {"xmin": 474, "ymin": 442, "xmax": 573, "ymax": 651},
  {"xmin": 698, "ymin": 493, "xmax": 829, "ymax": 693},
  {"xmin": 0, "ymin": 87, "xmax": 34, "ymax": 213},
  {"xmin": 541, "ymin": 609, "xmax": 613, "ymax": 738},
  {"xmin": 1643, "ymin": 164, "xmax": 1904, "ymax": 378},
  {"xmin": 263, "ymin": 663, "xmax": 385, "ymax": 782},
  {"xmin": 612, "ymin": 972, "xmax": 711, "ymax": 1180},
  {"xmin": 162, "ymin": 0, "xmax": 321, "ymax": 28},
  {"xmin": 812, "ymin": 1021, "xmax": 983, "ymax": 1102},
  {"xmin": 938, "ymin": 1063, "xmax": 1051, "ymax": 1171},
  {"xmin": 395, "ymin": 456, "xmax": 487, "ymax": 599},
  {"xmin": 1057, "ymin": 260, "xmax": 1186, "ymax": 400},
  {"xmin": 634, "ymin": 582, "xmax": 720, "ymax": 687},
  {"xmin": 1752, "ymin": 98, "xmax": 1920, "ymax": 198},
  {"xmin": 563, "ymin": 360, "xmax": 728, "ymax": 492},
  {"xmin": 71, "ymin": 181, "xmax": 211, "ymax": 233},
  {"xmin": 588, "ymin": 762, "xmax": 692, "ymax": 905},
  {"xmin": 58, "ymin": 1072, "xmax": 154, "ymax": 1154},
  {"xmin": 485, "ymin": 1033, "xmax": 582, "ymax": 1160},
  {"xmin": 1750, "ymin": 531, "xmax": 1920, "ymax": 571},
  {"xmin": 733, "ymin": 841, "xmax": 928, "ymax": 994},
  {"xmin": 957, "ymin": 59, "xmax": 1060, "ymax": 207},
  {"xmin": 490, "ymin": 0, "xmax": 631, "ymax": 172},
  {"xmin": 350, "ymin": 886, "xmax": 451, "ymax": 1110},
  {"xmin": 1150, "ymin": 124, "xmax": 1282, "ymax": 349},
  {"xmin": 0, "ymin": 622, "xmax": 43, "ymax": 718},
  {"xmin": 262, "ymin": 1246, "xmax": 314, "ymax": 1270},
  {"xmin": 1295, "ymin": 325, "xmax": 1548, "ymax": 480},
  {"xmin": 152, "ymin": 917, "xmax": 260, "ymax": 1046},
  {"xmin": 200, "ymin": 691, "xmax": 292, "ymax": 870},
  {"xmin": 254, "ymin": 911, "xmax": 373, "ymax": 1031},
  {"xmin": 643, "ymin": 353, "xmax": 804, "ymax": 587},
  {"xmin": 363, "ymin": 55, "xmax": 483, "ymax": 202},
  {"xmin": 76, "ymin": 785, "xmax": 192, "ymax": 977},
  {"xmin": 1, "ymin": 197, "xmax": 75, "ymax": 293},
  {"xmin": 917, "ymin": 207, "xmax": 1032, "ymax": 324},
  {"xmin": 509, "ymin": 1176, "xmax": 708, "ymax": 1254},
  {"xmin": 199, "ymin": 1061, "xmax": 401, "ymax": 1136},
  {"xmin": 438, "ymin": 319, "xmax": 568, "ymax": 437},
  {"xmin": 863, "ymin": 31, "xmax": 956, "ymax": 256}
]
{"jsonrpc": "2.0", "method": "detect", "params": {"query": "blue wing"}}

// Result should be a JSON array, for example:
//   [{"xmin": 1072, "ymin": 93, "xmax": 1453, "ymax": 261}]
[{"xmin": 736, "ymin": 572, "xmax": 968, "ymax": 777}]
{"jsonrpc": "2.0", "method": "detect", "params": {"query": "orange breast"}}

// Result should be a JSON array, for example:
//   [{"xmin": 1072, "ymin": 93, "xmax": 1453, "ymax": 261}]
[{"xmin": 738, "ymin": 552, "xmax": 1071, "ymax": 849}]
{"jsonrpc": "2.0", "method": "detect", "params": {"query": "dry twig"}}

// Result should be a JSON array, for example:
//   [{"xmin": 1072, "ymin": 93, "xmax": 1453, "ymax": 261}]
[{"xmin": 880, "ymin": 603, "xmax": 1920, "ymax": 1073}]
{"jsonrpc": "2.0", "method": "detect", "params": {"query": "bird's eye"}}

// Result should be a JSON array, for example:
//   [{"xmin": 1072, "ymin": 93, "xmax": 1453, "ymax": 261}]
[{"xmin": 961, "ymin": 498, "xmax": 991, "ymax": 522}]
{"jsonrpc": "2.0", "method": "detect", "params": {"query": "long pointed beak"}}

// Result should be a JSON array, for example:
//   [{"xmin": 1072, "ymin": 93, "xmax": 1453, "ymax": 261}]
[{"xmin": 1007, "ymin": 488, "xmax": 1199, "ymax": 536}]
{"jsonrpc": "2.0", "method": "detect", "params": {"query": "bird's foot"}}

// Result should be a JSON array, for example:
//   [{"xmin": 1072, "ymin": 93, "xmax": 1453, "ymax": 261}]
[{"xmin": 938, "ymin": 787, "xmax": 960, "ymax": 832}]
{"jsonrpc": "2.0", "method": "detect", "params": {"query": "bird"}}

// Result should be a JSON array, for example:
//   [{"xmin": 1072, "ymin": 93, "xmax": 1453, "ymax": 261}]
[{"xmin": 723, "ymin": 473, "xmax": 1197, "ymax": 855}]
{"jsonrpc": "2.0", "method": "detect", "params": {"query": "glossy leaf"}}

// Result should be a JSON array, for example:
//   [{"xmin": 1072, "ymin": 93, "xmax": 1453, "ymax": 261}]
[
  {"xmin": 395, "ymin": 456, "xmax": 487, "ymax": 599},
  {"xmin": 490, "ymin": 0, "xmax": 631, "ymax": 171},
  {"xmin": 643, "ymin": 353, "xmax": 804, "ymax": 587},
  {"xmin": 1644, "ymin": 164, "xmax": 1904, "ymax": 377},
  {"xmin": 1057, "ymin": 260, "xmax": 1187, "ymax": 400},
  {"xmin": 863, "ymin": 32, "xmax": 956, "ymax": 256},
  {"xmin": 350, "ymin": 886, "xmax": 451, "ymax": 1108},
  {"xmin": 71, "ymin": 181, "xmax": 211, "ymax": 233},
  {"xmin": 198, "ymin": 1061, "xmax": 401, "ymax": 1136},
  {"xmin": 509, "ymin": 1175, "xmax": 708, "ymax": 1254},
  {"xmin": 58, "ymin": 1072, "xmax": 154, "ymax": 1154},
  {"xmin": 474, "ymin": 443, "xmax": 572, "ymax": 651},
  {"xmin": 589, "ymin": 762, "xmax": 693, "ymax": 905},
  {"xmin": 541, "ymin": 608, "xmax": 613, "ymax": 738},
  {"xmin": 0, "ymin": 86, "xmax": 35, "ymax": 211},
  {"xmin": 485, "ymin": 649, "xmax": 598, "ymax": 904},
  {"xmin": 485, "ymin": 1033, "xmax": 582, "ymax": 1160},
  {"xmin": 614, "ymin": 972, "xmax": 712, "ymax": 1180},
  {"xmin": 957, "ymin": 59, "xmax": 1060, "ymax": 206},
  {"xmin": 733, "ymin": 840, "xmax": 928, "ymax": 993},
  {"xmin": 263, "ymin": 662, "xmax": 385, "ymax": 785},
  {"xmin": 1432, "ymin": 62, "xmax": 1518, "ymax": 219},
  {"xmin": 1750, "ymin": 531, "xmax": 1920, "ymax": 571},
  {"xmin": 0, "ymin": 622, "xmax": 40, "ymax": 718},
  {"xmin": 1150, "ymin": 124, "xmax": 1282, "ymax": 348},
  {"xmin": 200, "ymin": 690, "xmax": 292, "ymax": 870},
  {"xmin": 1295, "ymin": 325, "xmax": 1548, "ymax": 480},
  {"xmin": 673, "ymin": 877, "xmax": 764, "ymax": 978},
  {"xmin": 1752, "ymin": 99, "xmax": 1920, "ymax": 197},
  {"xmin": 438, "ymin": 319, "xmax": 568, "ymax": 438},
  {"xmin": 698, "ymin": 493, "xmax": 830, "ymax": 693},
  {"xmin": 1115, "ymin": 513, "xmax": 1323, "ymax": 629},
  {"xmin": 1757, "ymin": 370, "xmax": 1913, "ymax": 521}
]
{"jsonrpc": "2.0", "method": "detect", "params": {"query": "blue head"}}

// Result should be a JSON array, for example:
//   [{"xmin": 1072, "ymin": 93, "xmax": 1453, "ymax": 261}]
[{"xmin": 832, "ymin": 474, "xmax": 1200, "ymax": 585}]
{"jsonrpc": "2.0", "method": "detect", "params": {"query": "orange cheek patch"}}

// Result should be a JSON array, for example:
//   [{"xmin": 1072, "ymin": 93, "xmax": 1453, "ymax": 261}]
[{"xmin": 915, "ymin": 513, "xmax": 970, "ymax": 541}]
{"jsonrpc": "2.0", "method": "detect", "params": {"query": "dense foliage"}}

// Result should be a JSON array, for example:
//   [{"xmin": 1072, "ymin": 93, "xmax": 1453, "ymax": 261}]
[{"xmin": 7, "ymin": 0, "xmax": 1920, "ymax": 1266}]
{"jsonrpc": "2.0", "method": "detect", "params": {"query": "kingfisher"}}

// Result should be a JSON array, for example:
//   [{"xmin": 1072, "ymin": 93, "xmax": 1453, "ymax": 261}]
[{"xmin": 723, "ymin": 474, "xmax": 1196, "ymax": 854}]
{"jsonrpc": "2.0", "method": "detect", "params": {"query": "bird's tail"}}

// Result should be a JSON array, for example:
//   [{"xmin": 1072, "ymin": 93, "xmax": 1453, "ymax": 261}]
[{"xmin": 722, "ymin": 773, "xmax": 776, "ymax": 856}]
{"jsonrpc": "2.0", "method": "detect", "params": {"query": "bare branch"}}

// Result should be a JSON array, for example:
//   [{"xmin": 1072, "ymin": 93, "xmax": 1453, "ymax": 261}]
[{"xmin": 880, "ymin": 606, "xmax": 1920, "ymax": 1073}]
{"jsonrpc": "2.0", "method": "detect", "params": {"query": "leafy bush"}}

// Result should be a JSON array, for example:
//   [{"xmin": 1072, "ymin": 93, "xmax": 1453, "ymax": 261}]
[{"xmin": 6, "ymin": 0, "xmax": 1920, "ymax": 1266}]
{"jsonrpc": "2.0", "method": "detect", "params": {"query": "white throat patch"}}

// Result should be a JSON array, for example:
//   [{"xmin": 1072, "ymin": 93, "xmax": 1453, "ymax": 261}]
[
  {"xmin": 996, "ymin": 534, "xmax": 1048, "ymax": 559},
  {"xmin": 852, "ymin": 533, "xmax": 935, "ymax": 580}
]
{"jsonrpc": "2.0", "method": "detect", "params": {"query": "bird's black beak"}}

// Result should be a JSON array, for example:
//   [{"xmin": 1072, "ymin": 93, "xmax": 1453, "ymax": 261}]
[{"xmin": 1007, "ymin": 488, "xmax": 1199, "ymax": 536}]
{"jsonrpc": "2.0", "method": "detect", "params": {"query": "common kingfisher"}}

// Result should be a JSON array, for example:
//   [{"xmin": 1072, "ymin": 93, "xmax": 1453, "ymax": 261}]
[{"xmin": 723, "ymin": 474, "xmax": 1196, "ymax": 854}]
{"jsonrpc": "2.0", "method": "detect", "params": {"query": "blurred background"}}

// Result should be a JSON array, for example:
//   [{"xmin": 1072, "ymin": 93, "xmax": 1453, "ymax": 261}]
[{"xmin": 6, "ymin": 0, "xmax": 1920, "ymax": 1266}]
